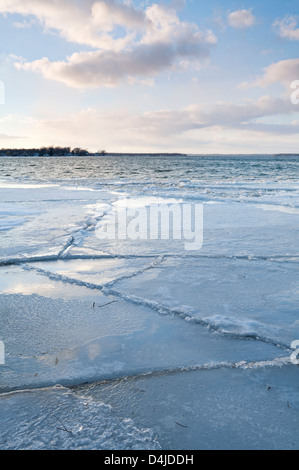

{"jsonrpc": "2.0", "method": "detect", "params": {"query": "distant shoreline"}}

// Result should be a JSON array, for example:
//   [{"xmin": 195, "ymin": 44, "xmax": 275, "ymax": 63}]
[
  {"xmin": 0, "ymin": 151, "xmax": 298, "ymax": 158},
  {"xmin": 0, "ymin": 153, "xmax": 189, "ymax": 158},
  {"xmin": 0, "ymin": 147, "xmax": 188, "ymax": 158}
]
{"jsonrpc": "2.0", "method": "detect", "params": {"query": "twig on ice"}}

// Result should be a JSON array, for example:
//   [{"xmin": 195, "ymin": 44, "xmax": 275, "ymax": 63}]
[
  {"xmin": 175, "ymin": 421, "xmax": 188, "ymax": 428},
  {"xmin": 53, "ymin": 414, "xmax": 72, "ymax": 434},
  {"xmin": 97, "ymin": 300, "xmax": 119, "ymax": 308}
]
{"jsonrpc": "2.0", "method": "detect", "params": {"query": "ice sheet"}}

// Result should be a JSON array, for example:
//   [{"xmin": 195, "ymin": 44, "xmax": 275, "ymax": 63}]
[
  {"xmin": 70, "ymin": 200, "xmax": 299, "ymax": 258},
  {"xmin": 74, "ymin": 365, "xmax": 299, "ymax": 450},
  {"xmin": 112, "ymin": 257, "xmax": 299, "ymax": 347},
  {"xmin": 20, "ymin": 256, "xmax": 299, "ymax": 349},
  {"xmin": 0, "ymin": 266, "xmax": 286, "ymax": 392},
  {"xmin": 0, "ymin": 186, "xmax": 113, "ymax": 263},
  {"xmin": 0, "ymin": 385, "xmax": 160, "ymax": 450}
]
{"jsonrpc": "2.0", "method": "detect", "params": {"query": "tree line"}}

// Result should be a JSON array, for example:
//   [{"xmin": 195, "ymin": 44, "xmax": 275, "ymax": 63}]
[{"xmin": 0, "ymin": 147, "xmax": 107, "ymax": 157}]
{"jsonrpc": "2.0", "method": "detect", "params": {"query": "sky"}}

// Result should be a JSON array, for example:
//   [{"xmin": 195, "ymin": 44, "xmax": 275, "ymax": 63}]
[{"xmin": 0, "ymin": 0, "xmax": 299, "ymax": 154}]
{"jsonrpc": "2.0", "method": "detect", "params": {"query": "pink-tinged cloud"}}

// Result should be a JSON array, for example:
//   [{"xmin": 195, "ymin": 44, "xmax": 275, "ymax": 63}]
[
  {"xmin": 240, "ymin": 58, "xmax": 299, "ymax": 89},
  {"xmin": 1, "ymin": 94, "xmax": 298, "ymax": 152}
]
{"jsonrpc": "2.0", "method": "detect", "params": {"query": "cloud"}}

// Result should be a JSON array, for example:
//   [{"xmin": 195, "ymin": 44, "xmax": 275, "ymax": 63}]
[
  {"xmin": 240, "ymin": 59, "xmax": 299, "ymax": 89},
  {"xmin": 3, "ymin": 93, "xmax": 297, "ymax": 152},
  {"xmin": 0, "ymin": 133, "xmax": 24, "ymax": 140},
  {"xmin": 13, "ymin": 18, "xmax": 37, "ymax": 29},
  {"xmin": 0, "ymin": 0, "xmax": 146, "ymax": 50},
  {"xmin": 273, "ymin": 15, "xmax": 299, "ymax": 41},
  {"xmin": 197, "ymin": 96, "xmax": 295, "ymax": 126},
  {"xmin": 15, "ymin": 36, "xmax": 216, "ymax": 89},
  {"xmin": 39, "ymin": 100, "xmax": 299, "ymax": 152},
  {"xmin": 136, "ymin": 95, "xmax": 296, "ymax": 136},
  {"xmin": 228, "ymin": 9, "xmax": 256, "ymax": 29},
  {"xmin": 1, "ymin": 0, "xmax": 217, "ymax": 88}
]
